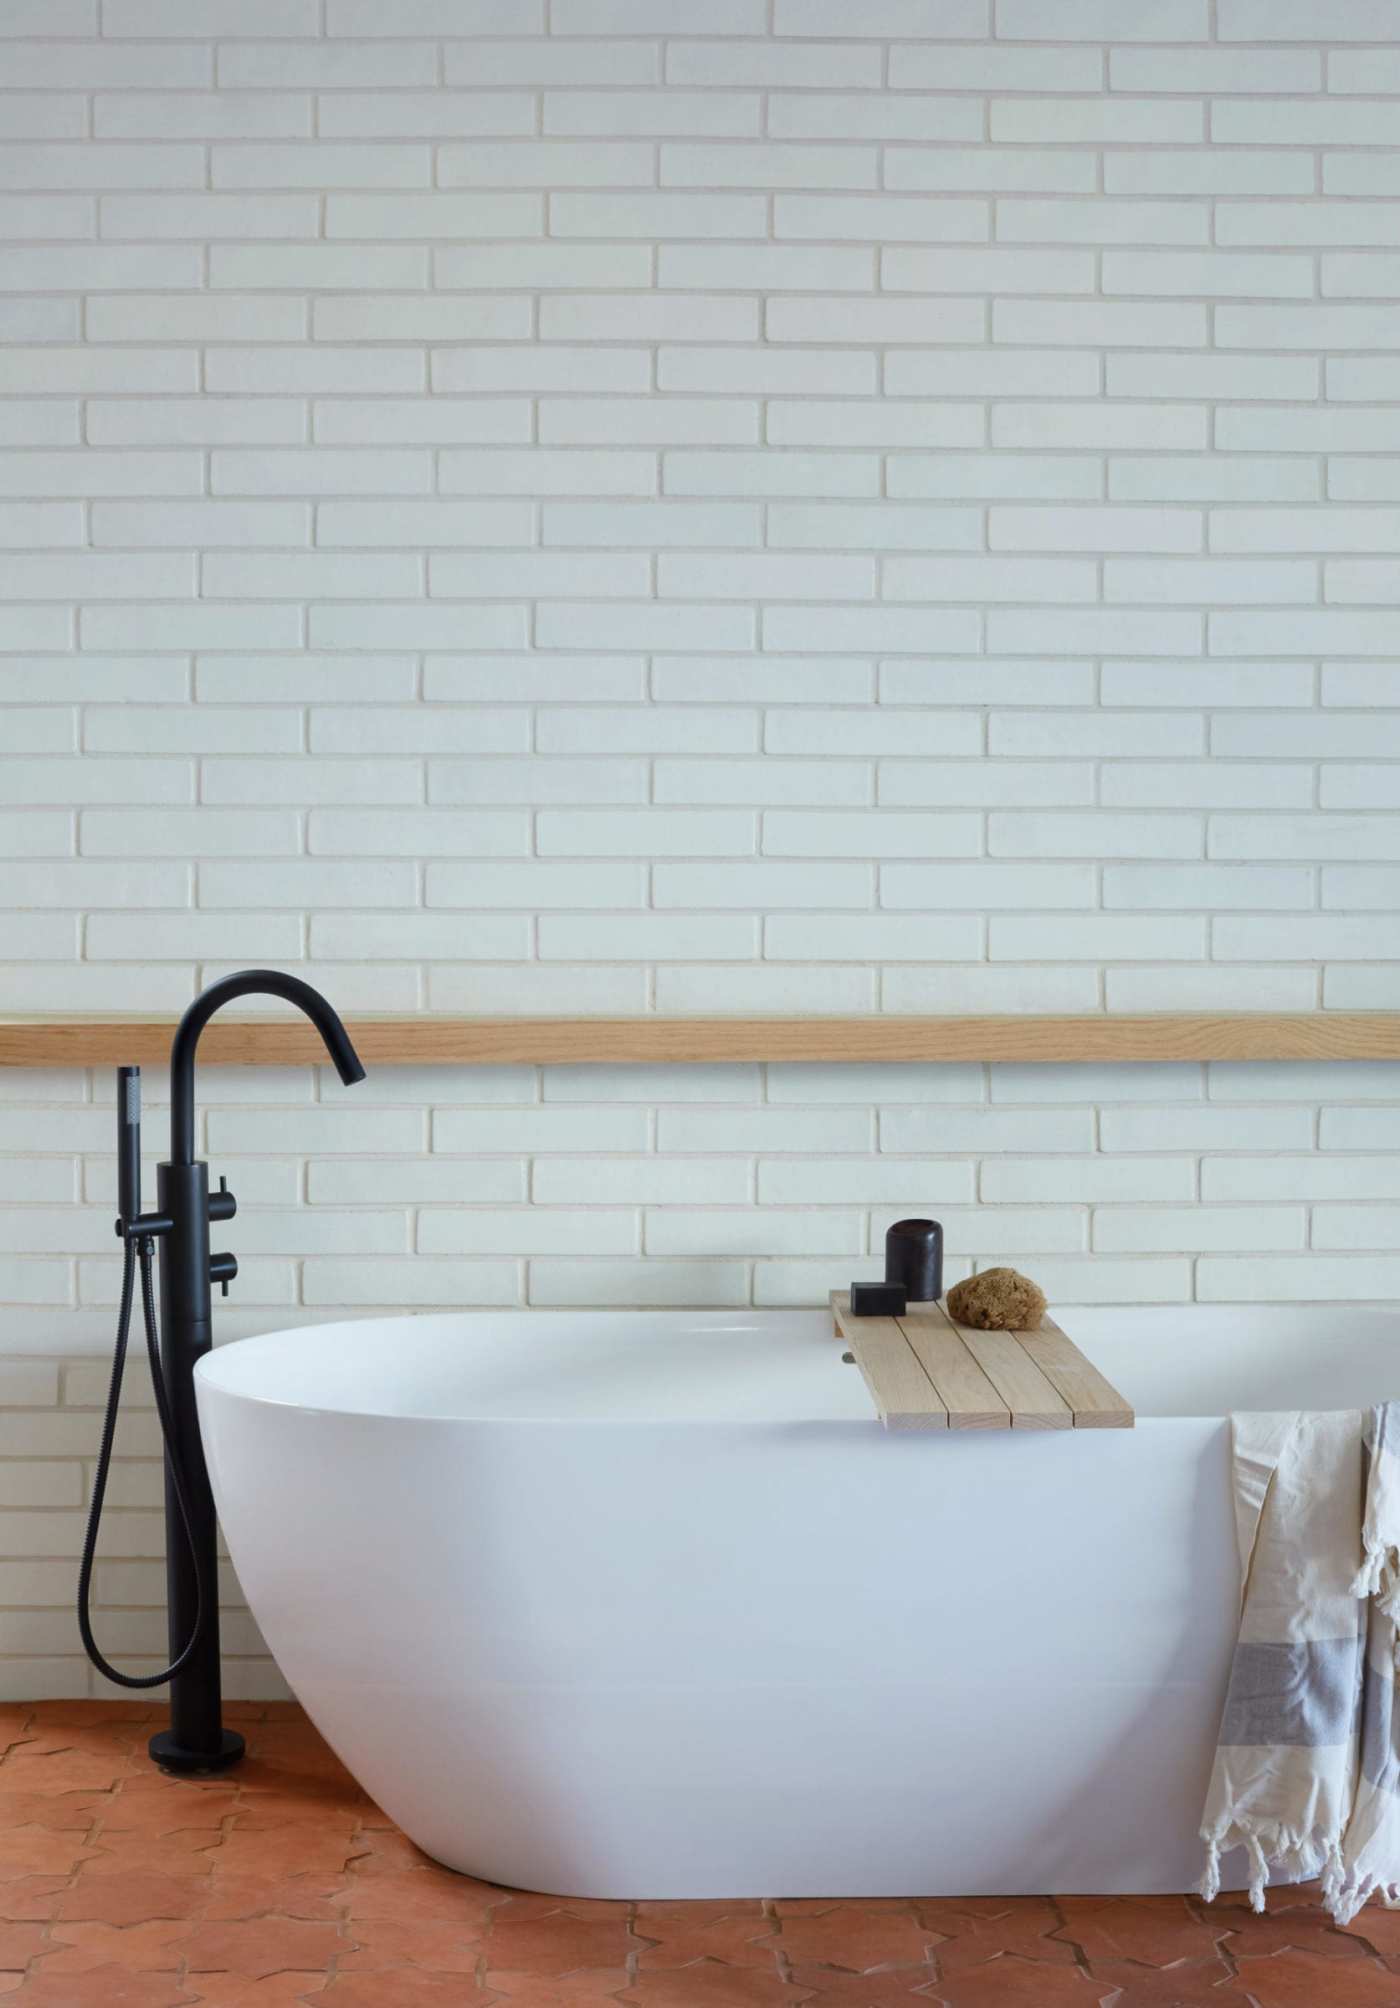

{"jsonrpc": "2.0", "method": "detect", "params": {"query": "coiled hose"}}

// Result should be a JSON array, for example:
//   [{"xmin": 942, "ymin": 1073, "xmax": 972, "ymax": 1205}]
[{"xmin": 77, "ymin": 1234, "xmax": 207, "ymax": 1688}]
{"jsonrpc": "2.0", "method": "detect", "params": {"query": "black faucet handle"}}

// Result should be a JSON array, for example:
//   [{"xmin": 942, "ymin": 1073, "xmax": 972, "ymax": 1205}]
[
  {"xmin": 208, "ymin": 1175, "xmax": 237, "ymax": 1224},
  {"xmin": 209, "ymin": 1251, "xmax": 238, "ymax": 1298}
]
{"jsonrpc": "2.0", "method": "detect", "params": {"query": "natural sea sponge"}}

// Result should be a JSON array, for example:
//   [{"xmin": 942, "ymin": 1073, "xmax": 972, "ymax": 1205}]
[{"xmin": 946, "ymin": 1267, "xmax": 1047, "ymax": 1332}]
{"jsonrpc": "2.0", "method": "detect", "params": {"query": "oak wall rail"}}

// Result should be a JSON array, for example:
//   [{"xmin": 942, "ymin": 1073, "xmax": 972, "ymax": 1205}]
[{"xmin": 0, "ymin": 1013, "xmax": 1397, "ymax": 1067}]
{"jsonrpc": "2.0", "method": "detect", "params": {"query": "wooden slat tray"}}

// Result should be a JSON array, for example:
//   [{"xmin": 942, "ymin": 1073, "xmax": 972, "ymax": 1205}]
[{"xmin": 831, "ymin": 1291, "xmax": 1134, "ymax": 1433}]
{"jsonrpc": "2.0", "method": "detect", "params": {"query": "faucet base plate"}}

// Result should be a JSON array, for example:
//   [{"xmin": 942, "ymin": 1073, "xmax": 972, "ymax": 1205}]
[{"xmin": 148, "ymin": 1727, "xmax": 245, "ymax": 1774}]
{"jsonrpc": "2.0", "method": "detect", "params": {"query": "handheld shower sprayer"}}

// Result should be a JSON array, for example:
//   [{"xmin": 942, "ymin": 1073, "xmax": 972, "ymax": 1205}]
[{"xmin": 78, "ymin": 973, "xmax": 365, "ymax": 1773}]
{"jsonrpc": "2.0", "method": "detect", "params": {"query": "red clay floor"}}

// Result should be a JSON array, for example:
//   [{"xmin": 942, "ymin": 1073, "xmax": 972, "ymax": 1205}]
[{"xmin": 1, "ymin": 1703, "xmax": 1398, "ymax": 2006}]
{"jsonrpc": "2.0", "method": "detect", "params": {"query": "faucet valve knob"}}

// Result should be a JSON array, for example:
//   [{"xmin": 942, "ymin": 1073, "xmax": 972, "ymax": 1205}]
[
  {"xmin": 209, "ymin": 1251, "xmax": 238, "ymax": 1298},
  {"xmin": 208, "ymin": 1175, "xmax": 237, "ymax": 1225}
]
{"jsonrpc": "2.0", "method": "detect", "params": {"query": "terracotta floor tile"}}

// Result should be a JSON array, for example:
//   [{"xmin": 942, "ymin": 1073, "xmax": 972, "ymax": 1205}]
[
  {"xmin": 316, "ymin": 1975, "xmax": 489, "ymax": 2007},
  {"xmin": 1056, "ymin": 1896, "xmax": 1228, "ymax": 1967},
  {"xmin": 37, "ymin": 1918, "xmax": 195, "ymax": 1973},
  {"xmin": 783, "ymin": 1967, "xmax": 939, "ymax": 2005},
  {"xmin": 923, "ymin": 1913, "xmax": 1079, "ymax": 1975},
  {"xmin": 87, "ymin": 1832, "xmax": 226, "ymax": 1878},
  {"xmin": 51, "ymin": 1869, "xmax": 212, "ymax": 1925},
  {"xmin": 926, "ymin": 1954, "xmax": 1113, "ymax": 2007},
  {"xmin": 634, "ymin": 1901, "xmax": 768, "ymax": 1922},
  {"xmin": 485, "ymin": 1911, "xmax": 639, "ymax": 1974},
  {"xmin": 1343, "ymin": 1911, "xmax": 1400, "ymax": 1959},
  {"xmin": 5, "ymin": 1961, "xmax": 195, "ymax": 2006},
  {"xmin": 775, "ymin": 1907, "xmax": 942, "ymax": 1974},
  {"xmin": 15, "ymin": 1704, "xmax": 1400, "ymax": 2008},
  {"xmin": 1079, "ymin": 1958, "xmax": 1236, "ymax": 2005},
  {"xmin": 182, "ymin": 1977, "xmax": 328, "ymax": 2007},
  {"xmin": 633, "ymin": 1910, "xmax": 780, "ymax": 1968},
  {"xmin": 913, "ymin": 1897, "xmax": 1059, "ymax": 1939},
  {"xmin": 1223, "ymin": 1904, "xmax": 1372, "ymax": 1961},
  {"xmin": 0, "ymin": 1750, "xmax": 143, "ymax": 1795},
  {"xmin": 0, "ymin": 1790, "xmax": 105, "ymax": 1833},
  {"xmin": 1221, "ymin": 1949, "xmax": 1400, "ymax": 2006},
  {"xmin": 0, "ymin": 1924, "xmax": 49, "ymax": 1973},
  {"xmin": 33, "ymin": 1704, "xmax": 156, "ymax": 1728},
  {"xmin": 212, "ymin": 1828, "xmax": 358, "ymax": 1879},
  {"xmin": 97, "ymin": 1780, "xmax": 240, "ymax": 1834},
  {"xmin": 485, "ymin": 1970, "xmax": 632, "ymax": 2005},
  {"xmin": 200, "ymin": 1872, "xmax": 351, "ymax": 1924},
  {"xmin": 336, "ymin": 1866, "xmax": 496, "ymax": 1925},
  {"xmin": 178, "ymin": 1917, "xmax": 349, "ymax": 1979},
  {"xmin": 0, "ymin": 1829, "xmax": 96, "ymax": 1882},
  {"xmin": 330, "ymin": 1914, "xmax": 483, "ymax": 1973},
  {"xmin": 0, "ymin": 1881, "xmax": 70, "ymax": 1926},
  {"xmin": 489, "ymin": 1893, "xmax": 631, "ymax": 1923},
  {"xmin": 618, "ymin": 1963, "xmax": 817, "ymax": 2008}
]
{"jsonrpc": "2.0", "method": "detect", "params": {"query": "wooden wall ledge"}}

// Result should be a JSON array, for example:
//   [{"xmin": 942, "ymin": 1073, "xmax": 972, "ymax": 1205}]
[{"xmin": 0, "ymin": 1013, "xmax": 1396, "ymax": 1067}]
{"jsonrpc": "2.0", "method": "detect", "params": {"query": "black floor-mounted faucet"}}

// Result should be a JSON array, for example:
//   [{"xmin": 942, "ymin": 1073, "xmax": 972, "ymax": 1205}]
[{"xmin": 79, "ymin": 971, "xmax": 365, "ymax": 1773}]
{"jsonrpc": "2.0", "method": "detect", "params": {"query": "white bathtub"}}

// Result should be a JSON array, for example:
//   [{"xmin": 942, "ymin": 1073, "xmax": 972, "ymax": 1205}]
[{"xmin": 196, "ymin": 1303, "xmax": 1400, "ymax": 1900}]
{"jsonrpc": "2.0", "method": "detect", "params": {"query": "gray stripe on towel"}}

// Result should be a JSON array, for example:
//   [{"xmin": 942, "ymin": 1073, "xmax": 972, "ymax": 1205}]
[{"xmin": 1219, "ymin": 1637, "xmax": 1364, "ymax": 1749}]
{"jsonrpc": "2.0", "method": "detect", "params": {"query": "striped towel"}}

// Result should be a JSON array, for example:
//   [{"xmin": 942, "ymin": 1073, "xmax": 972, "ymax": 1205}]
[{"xmin": 1200, "ymin": 1402, "xmax": 1400, "ymax": 1925}]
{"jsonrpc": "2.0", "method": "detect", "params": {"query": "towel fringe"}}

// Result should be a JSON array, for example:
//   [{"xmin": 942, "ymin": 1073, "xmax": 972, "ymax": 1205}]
[{"xmin": 1199, "ymin": 1818, "xmax": 1342, "ymax": 1916}]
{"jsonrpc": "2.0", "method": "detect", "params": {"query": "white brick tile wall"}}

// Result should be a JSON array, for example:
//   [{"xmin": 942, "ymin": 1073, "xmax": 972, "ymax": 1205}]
[{"xmin": 2, "ymin": 2, "xmax": 1399, "ymax": 1698}]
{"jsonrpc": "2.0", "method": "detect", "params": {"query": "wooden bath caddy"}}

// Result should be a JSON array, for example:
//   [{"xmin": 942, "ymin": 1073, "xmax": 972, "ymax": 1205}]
[{"xmin": 830, "ymin": 1291, "xmax": 1134, "ymax": 1433}]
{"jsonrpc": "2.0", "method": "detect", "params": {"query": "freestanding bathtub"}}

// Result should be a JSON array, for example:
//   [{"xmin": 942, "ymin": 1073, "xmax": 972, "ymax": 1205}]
[{"xmin": 196, "ymin": 1303, "xmax": 1400, "ymax": 1900}]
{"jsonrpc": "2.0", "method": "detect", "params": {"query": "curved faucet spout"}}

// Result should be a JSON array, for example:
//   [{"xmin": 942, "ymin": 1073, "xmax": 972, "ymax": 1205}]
[{"xmin": 170, "ymin": 969, "xmax": 366, "ymax": 1165}]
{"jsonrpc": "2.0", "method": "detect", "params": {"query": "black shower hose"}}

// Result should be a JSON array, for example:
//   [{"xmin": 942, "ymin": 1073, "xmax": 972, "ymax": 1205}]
[{"xmin": 77, "ymin": 1234, "xmax": 207, "ymax": 1688}]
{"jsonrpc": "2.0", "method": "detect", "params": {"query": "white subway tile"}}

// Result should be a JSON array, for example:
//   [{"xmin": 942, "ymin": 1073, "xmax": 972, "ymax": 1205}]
[
  {"xmin": 1105, "ymin": 150, "xmax": 1313, "ymax": 197},
  {"xmin": 763, "ymin": 607, "xmax": 981, "ymax": 655},
  {"xmin": 990, "ymin": 812, "xmax": 1200, "ymax": 859},
  {"xmin": 528, "ymin": 1260, "xmax": 748, "ymax": 1308},
  {"xmin": 984, "ymin": 1157, "xmax": 1193, "ymax": 1203},
  {"xmin": 307, "ymin": 809, "xmax": 529, "ymax": 857},
  {"xmin": 1105, "ymin": 967, "xmax": 1319, "ymax": 1010},
  {"xmin": 1204, "ymin": 1157, "xmax": 1400, "ymax": 1202},
  {"xmin": 654, "ymin": 965, "xmax": 876, "ymax": 1013},
  {"xmin": 1092, "ymin": 1204, "xmax": 1301, "ymax": 1252},
  {"xmin": 304, "ymin": 1260, "xmax": 518, "ymax": 1308},
  {"xmin": 309, "ymin": 913, "xmax": 529, "ymax": 960},
  {"xmin": 539, "ymin": 914, "xmax": 756, "ymax": 960},
  {"xmin": 770, "ymin": 710, "xmax": 981, "ymax": 759},
  {"xmin": 429, "ymin": 966, "xmax": 648, "ymax": 1014},
  {"xmin": 1104, "ymin": 864, "xmax": 1312, "ymax": 909},
  {"xmin": 1324, "ymin": 866, "xmax": 1400, "ymax": 909},
  {"xmin": 536, "ymin": 809, "xmax": 755, "ymax": 857},
  {"xmin": 646, "ymin": 1210, "xmax": 860, "ymax": 1257},
  {"xmin": 1210, "ymin": 611, "xmax": 1400, "ymax": 656},
  {"xmin": 881, "ymin": 966, "xmax": 1100, "ymax": 1012},
  {"xmin": 650, "ymin": 860, "xmax": 868, "ymax": 908},
  {"xmin": 881, "ymin": 862, "xmax": 1093, "ymax": 908},
  {"xmin": 1200, "ymin": 1256, "xmax": 1400, "ymax": 1303},
  {"xmin": 880, "ymin": 763, "xmax": 1093, "ymax": 808},
  {"xmin": 533, "ymin": 1159, "xmax": 749, "ymax": 1206},
  {"xmin": 987, "ymin": 610, "xmax": 1202, "ymax": 656},
  {"xmin": 885, "ymin": 556, "xmax": 1097, "ymax": 603},
  {"xmin": 442, "ymin": 449, "xmax": 656, "ymax": 497},
  {"xmin": 655, "ymin": 760, "xmax": 871, "ymax": 807},
  {"xmin": 1211, "ymin": 817, "xmax": 1400, "ymax": 863},
  {"xmin": 420, "ymin": 1210, "xmax": 637, "ymax": 1256},
  {"xmin": 544, "ymin": 1064, "xmax": 758, "ymax": 1103},
  {"xmin": 1107, "ymin": 354, "xmax": 1317, "ymax": 402},
  {"xmin": 990, "ymin": 916, "xmax": 1205, "ymax": 960},
  {"xmin": 764, "ymin": 811, "xmax": 981, "ymax": 859},
  {"xmin": 1103, "ymin": 765, "xmax": 1312, "ymax": 811},
  {"xmin": 992, "ymin": 98, "xmax": 1202, "ymax": 144},
  {"xmin": 1104, "ymin": 1107, "xmax": 1315, "ymax": 1154},
  {"xmin": 669, "ymin": 39, "xmax": 877, "ymax": 86},
  {"xmin": 311, "ymin": 709, "xmax": 526, "ymax": 758},
  {"xmin": 993, "ymin": 403, "xmax": 1207, "ymax": 452},
  {"xmin": 767, "ymin": 914, "xmax": 982, "ymax": 961}
]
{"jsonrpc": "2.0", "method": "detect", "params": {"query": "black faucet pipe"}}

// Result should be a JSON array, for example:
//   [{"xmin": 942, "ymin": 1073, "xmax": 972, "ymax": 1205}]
[{"xmin": 78, "ymin": 974, "xmax": 365, "ymax": 1775}]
